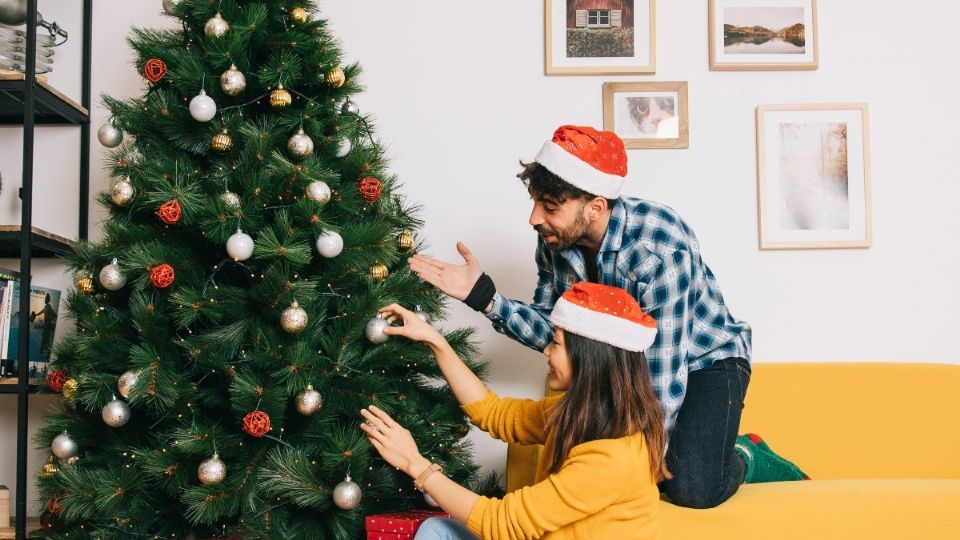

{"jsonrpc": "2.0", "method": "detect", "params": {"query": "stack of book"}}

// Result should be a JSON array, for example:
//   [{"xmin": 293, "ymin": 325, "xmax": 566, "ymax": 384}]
[{"xmin": 0, "ymin": 268, "xmax": 61, "ymax": 384}]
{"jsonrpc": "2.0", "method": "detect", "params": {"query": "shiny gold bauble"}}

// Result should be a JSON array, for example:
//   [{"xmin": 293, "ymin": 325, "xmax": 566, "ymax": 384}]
[
  {"xmin": 289, "ymin": 7, "xmax": 309, "ymax": 23},
  {"xmin": 75, "ymin": 274, "xmax": 95, "ymax": 294},
  {"xmin": 41, "ymin": 462, "xmax": 59, "ymax": 477},
  {"xmin": 369, "ymin": 263, "xmax": 389, "ymax": 282},
  {"xmin": 61, "ymin": 378, "xmax": 79, "ymax": 399},
  {"xmin": 325, "ymin": 66, "xmax": 345, "ymax": 88},
  {"xmin": 270, "ymin": 85, "xmax": 292, "ymax": 108},
  {"xmin": 396, "ymin": 230, "xmax": 414, "ymax": 251},
  {"xmin": 211, "ymin": 129, "xmax": 233, "ymax": 152},
  {"xmin": 281, "ymin": 300, "xmax": 309, "ymax": 334}
]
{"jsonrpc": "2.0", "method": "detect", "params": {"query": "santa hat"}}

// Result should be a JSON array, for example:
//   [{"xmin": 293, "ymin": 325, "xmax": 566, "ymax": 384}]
[
  {"xmin": 550, "ymin": 282, "xmax": 657, "ymax": 352},
  {"xmin": 534, "ymin": 125, "xmax": 628, "ymax": 199}
]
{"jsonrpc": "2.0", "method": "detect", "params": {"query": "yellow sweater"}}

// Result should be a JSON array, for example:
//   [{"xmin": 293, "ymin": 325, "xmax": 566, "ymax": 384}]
[{"xmin": 462, "ymin": 391, "xmax": 660, "ymax": 540}]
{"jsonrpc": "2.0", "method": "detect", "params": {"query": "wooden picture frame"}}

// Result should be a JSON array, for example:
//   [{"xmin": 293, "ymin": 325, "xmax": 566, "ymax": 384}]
[
  {"xmin": 545, "ymin": 0, "xmax": 656, "ymax": 75},
  {"xmin": 709, "ymin": 0, "xmax": 818, "ymax": 71},
  {"xmin": 756, "ymin": 103, "xmax": 872, "ymax": 250},
  {"xmin": 603, "ymin": 81, "xmax": 688, "ymax": 149}
]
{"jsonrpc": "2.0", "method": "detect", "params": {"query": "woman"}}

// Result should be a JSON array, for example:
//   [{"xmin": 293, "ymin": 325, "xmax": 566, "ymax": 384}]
[{"xmin": 360, "ymin": 282, "xmax": 669, "ymax": 539}]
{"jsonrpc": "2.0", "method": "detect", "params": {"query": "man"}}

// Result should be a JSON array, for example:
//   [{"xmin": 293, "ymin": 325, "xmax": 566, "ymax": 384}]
[{"xmin": 409, "ymin": 125, "xmax": 807, "ymax": 508}]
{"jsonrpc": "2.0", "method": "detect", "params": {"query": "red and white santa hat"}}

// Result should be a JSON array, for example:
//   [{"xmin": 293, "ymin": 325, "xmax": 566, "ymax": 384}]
[
  {"xmin": 550, "ymin": 282, "xmax": 657, "ymax": 352},
  {"xmin": 534, "ymin": 125, "xmax": 628, "ymax": 199}
]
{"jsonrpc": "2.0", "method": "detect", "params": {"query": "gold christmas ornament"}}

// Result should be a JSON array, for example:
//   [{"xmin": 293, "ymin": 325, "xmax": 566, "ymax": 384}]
[
  {"xmin": 270, "ymin": 84, "xmax": 292, "ymax": 108},
  {"xmin": 289, "ymin": 6, "xmax": 309, "ymax": 23},
  {"xmin": 75, "ymin": 274, "xmax": 95, "ymax": 294},
  {"xmin": 41, "ymin": 462, "xmax": 59, "ymax": 477},
  {"xmin": 62, "ymin": 378, "xmax": 79, "ymax": 399},
  {"xmin": 117, "ymin": 370, "xmax": 139, "ymax": 399},
  {"xmin": 396, "ymin": 230, "xmax": 414, "ymax": 251},
  {"xmin": 325, "ymin": 66, "xmax": 345, "ymax": 88},
  {"xmin": 204, "ymin": 12, "xmax": 230, "ymax": 38},
  {"xmin": 281, "ymin": 300, "xmax": 309, "ymax": 334},
  {"xmin": 369, "ymin": 263, "xmax": 389, "ymax": 282},
  {"xmin": 211, "ymin": 129, "xmax": 233, "ymax": 152},
  {"xmin": 111, "ymin": 178, "xmax": 134, "ymax": 206}
]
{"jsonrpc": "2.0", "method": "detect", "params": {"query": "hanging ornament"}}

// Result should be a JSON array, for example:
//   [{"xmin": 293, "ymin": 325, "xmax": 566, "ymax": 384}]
[
  {"xmin": 341, "ymin": 99, "xmax": 360, "ymax": 116},
  {"xmin": 46, "ymin": 497, "xmax": 62, "ymax": 516},
  {"xmin": 424, "ymin": 492, "xmax": 440, "ymax": 507},
  {"xmin": 97, "ymin": 119, "xmax": 124, "ymax": 148},
  {"xmin": 99, "ymin": 258, "xmax": 127, "ymax": 291},
  {"xmin": 111, "ymin": 177, "xmax": 134, "ymax": 206},
  {"xmin": 333, "ymin": 474, "xmax": 362, "ymax": 510},
  {"xmin": 295, "ymin": 384, "xmax": 323, "ymax": 416},
  {"xmin": 117, "ymin": 369, "xmax": 139, "ymax": 399},
  {"xmin": 358, "ymin": 177, "xmax": 383, "ymax": 203},
  {"xmin": 305, "ymin": 180, "xmax": 331, "ymax": 205},
  {"xmin": 75, "ymin": 273, "xmax": 95, "ymax": 294},
  {"xmin": 61, "ymin": 378, "xmax": 79, "ymax": 400},
  {"xmin": 220, "ymin": 64, "xmax": 246, "ymax": 96},
  {"xmin": 51, "ymin": 432, "xmax": 78, "ymax": 459},
  {"xmin": 41, "ymin": 461, "xmax": 58, "ymax": 478},
  {"xmin": 149, "ymin": 263, "xmax": 176, "ymax": 289},
  {"xmin": 46, "ymin": 369, "xmax": 68, "ymax": 393},
  {"xmin": 289, "ymin": 6, "xmax": 309, "ymax": 23},
  {"xmin": 325, "ymin": 67, "xmax": 346, "ymax": 88},
  {"xmin": 365, "ymin": 313, "xmax": 389, "ymax": 344},
  {"xmin": 336, "ymin": 137, "xmax": 352, "ymax": 158},
  {"xmin": 189, "ymin": 89, "xmax": 217, "ymax": 122},
  {"xmin": 156, "ymin": 199, "xmax": 182, "ymax": 225},
  {"xmin": 102, "ymin": 395, "xmax": 131, "ymax": 428},
  {"xmin": 315, "ymin": 231, "xmax": 343, "ymax": 258},
  {"xmin": 211, "ymin": 129, "xmax": 233, "ymax": 152},
  {"xmin": 198, "ymin": 453, "xmax": 227, "ymax": 485},
  {"xmin": 0, "ymin": 0, "xmax": 27, "ymax": 25},
  {"xmin": 221, "ymin": 190, "xmax": 241, "ymax": 208},
  {"xmin": 369, "ymin": 263, "xmax": 388, "ymax": 282},
  {"xmin": 162, "ymin": 0, "xmax": 180, "ymax": 16},
  {"xmin": 204, "ymin": 12, "xmax": 230, "ymax": 38},
  {"xmin": 226, "ymin": 229, "xmax": 255, "ymax": 261},
  {"xmin": 396, "ymin": 230, "xmax": 414, "ymax": 251},
  {"xmin": 142, "ymin": 58, "xmax": 167, "ymax": 83},
  {"xmin": 281, "ymin": 300, "xmax": 309, "ymax": 334},
  {"xmin": 270, "ymin": 84, "xmax": 292, "ymax": 108},
  {"xmin": 287, "ymin": 128, "xmax": 314, "ymax": 158},
  {"xmin": 242, "ymin": 410, "xmax": 271, "ymax": 437},
  {"xmin": 414, "ymin": 305, "xmax": 429, "ymax": 322}
]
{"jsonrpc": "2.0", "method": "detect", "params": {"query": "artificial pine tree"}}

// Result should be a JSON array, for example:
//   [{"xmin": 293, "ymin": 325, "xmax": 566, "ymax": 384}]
[{"xmin": 34, "ymin": 2, "xmax": 492, "ymax": 538}]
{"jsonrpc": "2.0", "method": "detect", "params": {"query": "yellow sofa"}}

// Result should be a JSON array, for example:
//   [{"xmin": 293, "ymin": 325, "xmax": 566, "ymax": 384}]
[{"xmin": 506, "ymin": 363, "xmax": 960, "ymax": 539}]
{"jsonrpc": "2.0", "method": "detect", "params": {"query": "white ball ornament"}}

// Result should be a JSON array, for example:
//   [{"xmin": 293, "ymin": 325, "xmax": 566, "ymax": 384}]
[
  {"xmin": 204, "ymin": 12, "xmax": 230, "ymax": 38},
  {"xmin": 287, "ymin": 128, "xmax": 314, "ymax": 158},
  {"xmin": 102, "ymin": 395, "xmax": 131, "ymax": 428},
  {"xmin": 221, "ymin": 190, "xmax": 241, "ymax": 208},
  {"xmin": 117, "ymin": 369, "xmax": 139, "ymax": 399},
  {"xmin": 220, "ymin": 64, "xmax": 246, "ymax": 96},
  {"xmin": 336, "ymin": 137, "xmax": 352, "ymax": 158},
  {"xmin": 162, "ymin": 0, "xmax": 180, "ymax": 15},
  {"xmin": 315, "ymin": 231, "xmax": 343, "ymax": 258},
  {"xmin": 341, "ymin": 99, "xmax": 360, "ymax": 116},
  {"xmin": 189, "ymin": 89, "xmax": 217, "ymax": 122},
  {"xmin": 198, "ymin": 453, "xmax": 227, "ymax": 485},
  {"xmin": 295, "ymin": 384, "xmax": 323, "ymax": 416},
  {"xmin": 281, "ymin": 300, "xmax": 309, "ymax": 334},
  {"xmin": 51, "ymin": 432, "xmax": 78, "ymax": 459},
  {"xmin": 306, "ymin": 180, "xmax": 331, "ymax": 205},
  {"xmin": 226, "ymin": 229, "xmax": 255, "ymax": 261},
  {"xmin": 99, "ymin": 258, "xmax": 127, "ymax": 291},
  {"xmin": 111, "ymin": 178, "xmax": 134, "ymax": 206},
  {"xmin": 365, "ymin": 313, "xmax": 389, "ymax": 344},
  {"xmin": 333, "ymin": 475, "xmax": 362, "ymax": 510},
  {"xmin": 414, "ymin": 305, "xmax": 429, "ymax": 322},
  {"xmin": 97, "ymin": 120, "xmax": 124, "ymax": 148}
]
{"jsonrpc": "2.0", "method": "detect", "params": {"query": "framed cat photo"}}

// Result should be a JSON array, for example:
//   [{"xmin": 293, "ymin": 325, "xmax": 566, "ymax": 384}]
[
  {"xmin": 709, "ymin": 0, "xmax": 818, "ymax": 71},
  {"xmin": 602, "ymin": 81, "xmax": 688, "ymax": 149},
  {"xmin": 545, "ymin": 0, "xmax": 657, "ymax": 75}
]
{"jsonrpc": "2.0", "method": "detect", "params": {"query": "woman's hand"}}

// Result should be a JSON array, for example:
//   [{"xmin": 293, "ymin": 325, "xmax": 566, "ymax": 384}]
[
  {"xmin": 360, "ymin": 405, "xmax": 430, "ymax": 478},
  {"xmin": 379, "ymin": 304, "xmax": 446, "ymax": 348}
]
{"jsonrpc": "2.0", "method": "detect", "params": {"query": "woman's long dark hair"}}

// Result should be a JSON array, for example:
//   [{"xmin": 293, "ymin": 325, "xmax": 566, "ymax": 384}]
[{"xmin": 547, "ymin": 331, "xmax": 670, "ymax": 482}]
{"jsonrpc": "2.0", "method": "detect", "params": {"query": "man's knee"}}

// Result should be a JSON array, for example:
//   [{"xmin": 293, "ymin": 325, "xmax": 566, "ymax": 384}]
[{"xmin": 660, "ymin": 478, "xmax": 731, "ymax": 509}]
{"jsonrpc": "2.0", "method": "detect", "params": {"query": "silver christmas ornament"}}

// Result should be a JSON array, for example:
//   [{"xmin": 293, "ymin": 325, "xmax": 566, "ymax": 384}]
[
  {"xmin": 51, "ymin": 432, "xmax": 78, "ymax": 459},
  {"xmin": 226, "ymin": 229, "xmax": 255, "ymax": 261},
  {"xmin": 220, "ymin": 64, "xmax": 246, "ymax": 96},
  {"xmin": 102, "ymin": 395, "xmax": 131, "ymax": 428},
  {"xmin": 295, "ymin": 384, "xmax": 323, "ymax": 416},
  {"xmin": 97, "ymin": 120, "xmax": 124, "ymax": 148},
  {"xmin": 336, "ymin": 137, "xmax": 352, "ymax": 158},
  {"xmin": 287, "ymin": 128, "xmax": 314, "ymax": 158},
  {"xmin": 198, "ymin": 453, "xmax": 227, "ymax": 485},
  {"xmin": 315, "ymin": 231, "xmax": 343, "ymax": 258},
  {"xmin": 333, "ymin": 475, "xmax": 362, "ymax": 510},
  {"xmin": 365, "ymin": 313, "xmax": 389, "ymax": 344},
  {"xmin": 99, "ymin": 258, "xmax": 127, "ymax": 291},
  {"xmin": 424, "ymin": 492, "xmax": 440, "ymax": 507},
  {"xmin": 305, "ymin": 180, "xmax": 331, "ymax": 205},
  {"xmin": 340, "ymin": 99, "xmax": 360, "ymax": 116},
  {"xmin": 111, "ymin": 178, "xmax": 134, "ymax": 206},
  {"xmin": 189, "ymin": 89, "xmax": 217, "ymax": 122},
  {"xmin": 221, "ymin": 190, "xmax": 241, "ymax": 208},
  {"xmin": 162, "ymin": 0, "xmax": 180, "ymax": 16},
  {"xmin": 204, "ymin": 12, "xmax": 230, "ymax": 38},
  {"xmin": 414, "ymin": 305, "xmax": 429, "ymax": 322},
  {"xmin": 117, "ymin": 369, "xmax": 139, "ymax": 399},
  {"xmin": 281, "ymin": 300, "xmax": 308, "ymax": 334},
  {"xmin": 0, "ymin": 0, "xmax": 27, "ymax": 25}
]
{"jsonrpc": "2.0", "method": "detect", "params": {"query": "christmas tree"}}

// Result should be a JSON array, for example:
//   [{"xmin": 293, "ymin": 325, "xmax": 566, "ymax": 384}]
[{"xmin": 34, "ymin": 2, "xmax": 491, "ymax": 538}]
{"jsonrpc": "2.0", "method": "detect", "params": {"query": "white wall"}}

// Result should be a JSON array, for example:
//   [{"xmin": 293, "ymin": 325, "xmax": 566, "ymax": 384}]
[{"xmin": 2, "ymin": 0, "xmax": 959, "ymax": 515}]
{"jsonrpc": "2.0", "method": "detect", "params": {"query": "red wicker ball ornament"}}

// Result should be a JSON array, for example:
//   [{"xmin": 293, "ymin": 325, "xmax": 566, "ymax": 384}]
[
  {"xmin": 143, "ymin": 59, "xmax": 167, "ymax": 83},
  {"xmin": 358, "ymin": 177, "xmax": 382, "ymax": 203},
  {"xmin": 149, "ymin": 263, "xmax": 176, "ymax": 289},
  {"xmin": 242, "ymin": 410, "xmax": 271, "ymax": 437},
  {"xmin": 46, "ymin": 370, "xmax": 68, "ymax": 393},
  {"xmin": 46, "ymin": 497, "xmax": 62, "ymax": 515},
  {"xmin": 156, "ymin": 200, "xmax": 182, "ymax": 225}
]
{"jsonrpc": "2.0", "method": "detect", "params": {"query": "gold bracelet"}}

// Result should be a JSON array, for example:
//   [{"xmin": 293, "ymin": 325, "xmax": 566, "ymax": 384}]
[{"xmin": 414, "ymin": 462, "xmax": 443, "ymax": 492}]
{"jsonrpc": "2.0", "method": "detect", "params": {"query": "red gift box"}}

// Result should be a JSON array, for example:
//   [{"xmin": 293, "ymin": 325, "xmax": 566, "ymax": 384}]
[{"xmin": 365, "ymin": 510, "xmax": 449, "ymax": 537}]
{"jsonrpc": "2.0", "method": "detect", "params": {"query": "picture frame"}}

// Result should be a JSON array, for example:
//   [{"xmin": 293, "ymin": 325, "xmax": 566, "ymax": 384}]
[
  {"xmin": 545, "ymin": 0, "xmax": 656, "ymax": 75},
  {"xmin": 709, "ymin": 0, "xmax": 818, "ymax": 71},
  {"xmin": 602, "ymin": 81, "xmax": 688, "ymax": 149},
  {"xmin": 756, "ymin": 103, "xmax": 872, "ymax": 250}
]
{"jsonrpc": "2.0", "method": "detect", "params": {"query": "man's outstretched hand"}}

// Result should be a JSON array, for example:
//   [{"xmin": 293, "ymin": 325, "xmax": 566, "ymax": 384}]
[{"xmin": 408, "ymin": 241, "xmax": 483, "ymax": 301}]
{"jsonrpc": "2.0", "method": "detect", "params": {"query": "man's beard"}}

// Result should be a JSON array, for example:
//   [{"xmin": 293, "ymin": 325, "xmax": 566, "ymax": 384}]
[{"xmin": 534, "ymin": 213, "xmax": 589, "ymax": 252}]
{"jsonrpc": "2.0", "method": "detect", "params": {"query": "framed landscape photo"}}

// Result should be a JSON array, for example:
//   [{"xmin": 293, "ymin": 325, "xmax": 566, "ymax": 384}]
[
  {"xmin": 709, "ymin": 0, "xmax": 818, "ymax": 71},
  {"xmin": 756, "ymin": 104, "xmax": 872, "ymax": 250},
  {"xmin": 603, "ymin": 81, "xmax": 688, "ymax": 149},
  {"xmin": 545, "ymin": 0, "xmax": 656, "ymax": 75}
]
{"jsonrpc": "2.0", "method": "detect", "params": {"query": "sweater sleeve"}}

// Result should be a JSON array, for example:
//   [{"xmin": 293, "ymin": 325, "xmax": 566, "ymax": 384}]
[
  {"xmin": 465, "ymin": 440, "xmax": 631, "ymax": 540},
  {"xmin": 461, "ymin": 391, "xmax": 560, "ymax": 446}
]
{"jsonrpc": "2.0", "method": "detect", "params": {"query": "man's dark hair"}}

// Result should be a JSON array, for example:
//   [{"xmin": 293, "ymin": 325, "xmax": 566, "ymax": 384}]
[{"xmin": 518, "ymin": 161, "xmax": 616, "ymax": 208}]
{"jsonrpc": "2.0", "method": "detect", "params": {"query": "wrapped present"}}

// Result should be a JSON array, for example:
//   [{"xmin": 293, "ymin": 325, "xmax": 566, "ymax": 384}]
[{"xmin": 365, "ymin": 509, "xmax": 449, "ymax": 537}]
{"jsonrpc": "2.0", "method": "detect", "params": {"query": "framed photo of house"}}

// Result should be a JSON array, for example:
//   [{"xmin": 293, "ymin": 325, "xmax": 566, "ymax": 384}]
[
  {"xmin": 602, "ymin": 81, "xmax": 688, "ymax": 149},
  {"xmin": 545, "ymin": 0, "xmax": 656, "ymax": 75},
  {"xmin": 756, "ymin": 104, "xmax": 872, "ymax": 250},
  {"xmin": 709, "ymin": 0, "xmax": 818, "ymax": 71}
]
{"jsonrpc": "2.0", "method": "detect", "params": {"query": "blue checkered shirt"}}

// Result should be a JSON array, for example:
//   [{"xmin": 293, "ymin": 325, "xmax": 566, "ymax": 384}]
[{"xmin": 486, "ymin": 197, "xmax": 752, "ymax": 431}]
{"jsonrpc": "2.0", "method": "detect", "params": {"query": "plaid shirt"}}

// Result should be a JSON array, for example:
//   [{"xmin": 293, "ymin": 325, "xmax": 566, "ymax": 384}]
[{"xmin": 487, "ymin": 197, "xmax": 752, "ymax": 431}]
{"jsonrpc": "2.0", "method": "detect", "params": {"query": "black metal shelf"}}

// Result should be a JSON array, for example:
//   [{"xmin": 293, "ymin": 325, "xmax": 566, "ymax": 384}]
[
  {"xmin": 0, "ymin": 383, "xmax": 38, "ymax": 394},
  {"xmin": 0, "ymin": 74, "xmax": 88, "ymax": 125},
  {"xmin": 0, "ymin": 226, "xmax": 73, "ymax": 258}
]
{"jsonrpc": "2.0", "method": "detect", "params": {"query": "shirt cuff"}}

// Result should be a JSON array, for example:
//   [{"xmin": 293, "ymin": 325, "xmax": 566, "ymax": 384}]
[
  {"xmin": 485, "ymin": 292, "xmax": 506, "ymax": 322},
  {"xmin": 460, "ymin": 390, "xmax": 497, "ymax": 425},
  {"xmin": 466, "ymin": 496, "xmax": 490, "ymax": 537}
]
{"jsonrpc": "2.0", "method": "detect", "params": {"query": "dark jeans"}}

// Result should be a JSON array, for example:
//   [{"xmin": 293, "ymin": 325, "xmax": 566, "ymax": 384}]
[{"xmin": 659, "ymin": 357, "xmax": 751, "ymax": 509}]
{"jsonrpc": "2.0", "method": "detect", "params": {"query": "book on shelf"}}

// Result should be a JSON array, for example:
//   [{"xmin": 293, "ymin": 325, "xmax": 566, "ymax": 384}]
[{"xmin": 0, "ymin": 267, "xmax": 61, "ymax": 383}]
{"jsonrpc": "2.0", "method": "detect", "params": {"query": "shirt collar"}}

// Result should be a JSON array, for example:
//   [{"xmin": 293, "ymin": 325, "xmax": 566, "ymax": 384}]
[{"xmin": 598, "ymin": 198, "xmax": 627, "ymax": 253}]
